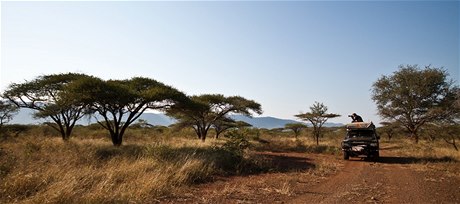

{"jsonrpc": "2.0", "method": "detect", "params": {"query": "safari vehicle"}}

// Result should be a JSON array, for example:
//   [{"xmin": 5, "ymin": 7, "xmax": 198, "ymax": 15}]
[{"xmin": 341, "ymin": 122, "xmax": 379, "ymax": 160}]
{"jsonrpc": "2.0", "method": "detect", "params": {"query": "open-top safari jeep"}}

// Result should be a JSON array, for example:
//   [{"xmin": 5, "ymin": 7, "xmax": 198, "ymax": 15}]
[{"xmin": 341, "ymin": 122, "xmax": 379, "ymax": 160}]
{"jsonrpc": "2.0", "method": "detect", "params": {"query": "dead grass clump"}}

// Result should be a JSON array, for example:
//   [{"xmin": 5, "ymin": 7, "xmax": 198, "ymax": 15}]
[{"xmin": 308, "ymin": 160, "xmax": 341, "ymax": 177}]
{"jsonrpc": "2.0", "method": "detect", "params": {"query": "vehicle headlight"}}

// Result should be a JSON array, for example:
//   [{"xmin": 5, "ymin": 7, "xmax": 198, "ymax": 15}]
[{"xmin": 370, "ymin": 143, "xmax": 378, "ymax": 147}]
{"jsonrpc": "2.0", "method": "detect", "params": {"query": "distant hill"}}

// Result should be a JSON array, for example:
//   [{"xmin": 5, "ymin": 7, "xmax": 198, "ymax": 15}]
[
  {"xmin": 229, "ymin": 115, "xmax": 343, "ymax": 129},
  {"xmin": 9, "ymin": 109, "xmax": 343, "ymax": 129},
  {"xmin": 229, "ymin": 115, "xmax": 301, "ymax": 129}
]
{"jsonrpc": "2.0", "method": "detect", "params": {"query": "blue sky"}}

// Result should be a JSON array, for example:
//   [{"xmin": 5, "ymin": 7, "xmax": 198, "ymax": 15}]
[{"xmin": 1, "ymin": 1, "xmax": 459, "ymax": 125}]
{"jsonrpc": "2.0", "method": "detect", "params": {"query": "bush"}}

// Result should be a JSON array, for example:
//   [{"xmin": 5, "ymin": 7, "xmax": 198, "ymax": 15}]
[{"xmin": 222, "ymin": 130, "xmax": 250, "ymax": 156}]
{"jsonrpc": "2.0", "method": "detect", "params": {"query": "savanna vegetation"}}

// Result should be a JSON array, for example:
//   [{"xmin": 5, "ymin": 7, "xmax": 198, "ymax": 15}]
[
  {"xmin": 0, "ymin": 123, "xmax": 343, "ymax": 203},
  {"xmin": 0, "ymin": 64, "xmax": 459, "ymax": 203},
  {"xmin": 372, "ymin": 65, "xmax": 459, "ymax": 143},
  {"xmin": 0, "ymin": 123, "xmax": 459, "ymax": 203}
]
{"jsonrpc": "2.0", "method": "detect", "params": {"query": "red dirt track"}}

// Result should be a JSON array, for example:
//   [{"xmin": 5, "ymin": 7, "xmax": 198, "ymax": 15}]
[{"xmin": 161, "ymin": 145, "xmax": 460, "ymax": 203}]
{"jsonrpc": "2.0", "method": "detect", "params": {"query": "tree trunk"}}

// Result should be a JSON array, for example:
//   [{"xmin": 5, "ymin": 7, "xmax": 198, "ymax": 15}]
[
  {"xmin": 62, "ymin": 133, "xmax": 69, "ymax": 141},
  {"xmin": 313, "ymin": 127, "xmax": 320, "ymax": 145},
  {"xmin": 111, "ymin": 133, "xmax": 123, "ymax": 146},
  {"xmin": 407, "ymin": 126, "xmax": 419, "ymax": 143},
  {"xmin": 412, "ymin": 133, "xmax": 419, "ymax": 143},
  {"xmin": 63, "ymin": 126, "xmax": 73, "ymax": 141},
  {"xmin": 55, "ymin": 124, "xmax": 68, "ymax": 141},
  {"xmin": 191, "ymin": 126, "xmax": 200, "ymax": 139},
  {"xmin": 198, "ymin": 127, "xmax": 207, "ymax": 142},
  {"xmin": 201, "ymin": 133, "xmax": 206, "ymax": 142}
]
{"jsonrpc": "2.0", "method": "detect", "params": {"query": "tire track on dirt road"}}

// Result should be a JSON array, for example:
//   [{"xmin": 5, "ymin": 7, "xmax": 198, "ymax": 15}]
[
  {"xmin": 289, "ymin": 153, "xmax": 456, "ymax": 204},
  {"xmin": 158, "ymin": 148, "xmax": 460, "ymax": 203},
  {"xmin": 289, "ymin": 158, "xmax": 370, "ymax": 203}
]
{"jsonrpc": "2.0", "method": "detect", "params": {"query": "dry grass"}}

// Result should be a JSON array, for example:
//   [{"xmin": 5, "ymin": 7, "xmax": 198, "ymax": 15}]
[
  {"xmin": 251, "ymin": 135, "xmax": 342, "ymax": 155},
  {"xmin": 0, "ymin": 134, "xmax": 243, "ymax": 203},
  {"xmin": 1, "ymin": 126, "xmax": 458, "ymax": 203},
  {"xmin": 0, "ymin": 127, "xmax": 343, "ymax": 203},
  {"xmin": 381, "ymin": 138, "xmax": 460, "ymax": 178}
]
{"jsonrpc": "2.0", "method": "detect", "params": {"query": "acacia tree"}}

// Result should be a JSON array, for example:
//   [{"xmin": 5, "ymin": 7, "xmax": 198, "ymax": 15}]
[
  {"xmin": 213, "ymin": 117, "xmax": 252, "ymax": 139},
  {"xmin": 295, "ymin": 102, "xmax": 340, "ymax": 145},
  {"xmin": 168, "ymin": 94, "xmax": 262, "ymax": 142},
  {"xmin": 284, "ymin": 123, "xmax": 308, "ymax": 139},
  {"xmin": 372, "ymin": 65, "xmax": 458, "ymax": 143},
  {"xmin": 66, "ymin": 76, "xmax": 186, "ymax": 146},
  {"xmin": 3, "ymin": 73, "xmax": 90, "ymax": 140},
  {"xmin": 0, "ymin": 99, "xmax": 19, "ymax": 131}
]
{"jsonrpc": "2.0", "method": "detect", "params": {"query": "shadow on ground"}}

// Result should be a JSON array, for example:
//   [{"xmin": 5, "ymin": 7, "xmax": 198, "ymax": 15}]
[
  {"xmin": 255, "ymin": 152, "xmax": 315, "ymax": 172},
  {"xmin": 378, "ymin": 156, "xmax": 457, "ymax": 164}
]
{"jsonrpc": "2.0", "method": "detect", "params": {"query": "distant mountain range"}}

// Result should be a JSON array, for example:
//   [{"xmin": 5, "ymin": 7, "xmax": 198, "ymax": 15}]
[
  {"xmin": 229, "ymin": 115, "xmax": 343, "ymax": 128},
  {"xmin": 9, "ymin": 109, "xmax": 343, "ymax": 129}
]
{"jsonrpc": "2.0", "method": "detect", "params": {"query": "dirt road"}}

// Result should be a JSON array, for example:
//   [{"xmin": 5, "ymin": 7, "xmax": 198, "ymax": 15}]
[
  {"xmin": 290, "ymin": 155, "xmax": 460, "ymax": 203},
  {"xmin": 162, "ymin": 146, "xmax": 460, "ymax": 203}
]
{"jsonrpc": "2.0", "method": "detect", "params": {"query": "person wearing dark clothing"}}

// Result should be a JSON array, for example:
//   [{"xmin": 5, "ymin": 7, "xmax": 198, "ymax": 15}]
[{"xmin": 350, "ymin": 113, "xmax": 363, "ymax": 123}]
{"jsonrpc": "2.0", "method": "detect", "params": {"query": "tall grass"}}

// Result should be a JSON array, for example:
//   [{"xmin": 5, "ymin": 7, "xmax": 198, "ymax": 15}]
[
  {"xmin": 0, "ymin": 133, "xmax": 266, "ymax": 203},
  {"xmin": 1, "ymin": 125, "xmax": 458, "ymax": 203},
  {"xmin": 382, "ymin": 138, "xmax": 460, "ymax": 177}
]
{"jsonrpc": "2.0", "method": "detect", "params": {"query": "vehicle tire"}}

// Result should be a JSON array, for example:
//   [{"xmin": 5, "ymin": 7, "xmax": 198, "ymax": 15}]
[
  {"xmin": 371, "ymin": 152, "xmax": 379, "ymax": 162},
  {"xmin": 343, "ymin": 151, "xmax": 349, "ymax": 160}
]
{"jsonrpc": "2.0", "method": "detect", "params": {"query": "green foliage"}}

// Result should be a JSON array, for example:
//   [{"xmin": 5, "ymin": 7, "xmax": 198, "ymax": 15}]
[
  {"xmin": 2, "ymin": 73, "xmax": 92, "ymax": 140},
  {"xmin": 222, "ymin": 130, "xmax": 250, "ymax": 156},
  {"xmin": 66, "ymin": 76, "xmax": 187, "ymax": 146},
  {"xmin": 168, "ymin": 94, "xmax": 262, "ymax": 142},
  {"xmin": 372, "ymin": 65, "xmax": 459, "ymax": 143},
  {"xmin": 295, "ymin": 102, "xmax": 340, "ymax": 145},
  {"xmin": 213, "ymin": 117, "xmax": 252, "ymax": 139}
]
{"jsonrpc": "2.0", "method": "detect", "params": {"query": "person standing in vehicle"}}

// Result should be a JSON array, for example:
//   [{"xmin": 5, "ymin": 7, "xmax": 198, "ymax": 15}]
[{"xmin": 350, "ymin": 113, "xmax": 363, "ymax": 123}]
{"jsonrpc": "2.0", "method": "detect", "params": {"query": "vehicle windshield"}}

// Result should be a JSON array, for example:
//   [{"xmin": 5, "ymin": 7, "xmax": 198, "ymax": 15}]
[{"xmin": 347, "ymin": 130, "xmax": 375, "ymax": 138}]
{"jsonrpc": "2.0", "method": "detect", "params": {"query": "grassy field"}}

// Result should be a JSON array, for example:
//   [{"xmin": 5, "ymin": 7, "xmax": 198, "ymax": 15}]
[{"xmin": 0, "ymin": 126, "xmax": 458, "ymax": 203}]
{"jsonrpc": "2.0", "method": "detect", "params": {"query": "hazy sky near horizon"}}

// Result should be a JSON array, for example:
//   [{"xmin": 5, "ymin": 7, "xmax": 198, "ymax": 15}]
[{"xmin": 1, "ymin": 1, "xmax": 459, "ymax": 124}]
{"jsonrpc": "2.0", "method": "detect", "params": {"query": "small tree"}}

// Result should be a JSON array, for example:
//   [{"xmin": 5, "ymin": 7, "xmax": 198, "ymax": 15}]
[
  {"xmin": 295, "ymin": 102, "xmax": 340, "ymax": 145},
  {"xmin": 284, "ymin": 123, "xmax": 308, "ymax": 139},
  {"xmin": 168, "ymin": 94, "xmax": 262, "ymax": 142},
  {"xmin": 372, "ymin": 65, "xmax": 458, "ymax": 143},
  {"xmin": 3, "ymin": 73, "xmax": 90, "ymax": 140},
  {"xmin": 0, "ymin": 99, "xmax": 19, "ymax": 131},
  {"xmin": 67, "ymin": 76, "xmax": 186, "ymax": 146},
  {"xmin": 213, "ymin": 117, "xmax": 252, "ymax": 139},
  {"xmin": 379, "ymin": 121, "xmax": 401, "ymax": 140}
]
